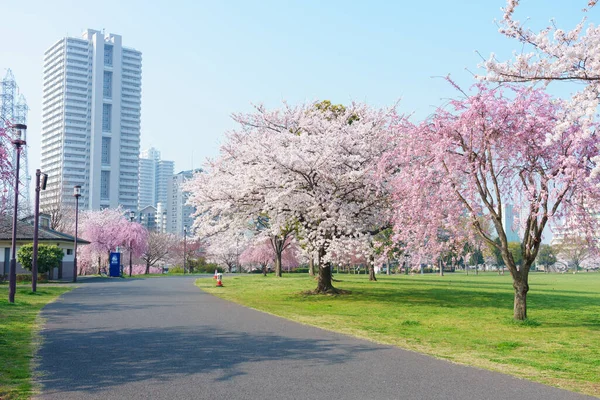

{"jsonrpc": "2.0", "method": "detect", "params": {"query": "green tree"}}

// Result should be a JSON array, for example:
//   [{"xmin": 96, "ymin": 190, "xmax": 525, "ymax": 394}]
[
  {"xmin": 507, "ymin": 242, "xmax": 523, "ymax": 267},
  {"xmin": 536, "ymin": 244, "xmax": 557, "ymax": 273},
  {"xmin": 17, "ymin": 244, "xmax": 64, "ymax": 274}
]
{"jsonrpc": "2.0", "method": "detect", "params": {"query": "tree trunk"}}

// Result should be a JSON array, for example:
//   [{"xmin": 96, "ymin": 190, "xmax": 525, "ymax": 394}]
[
  {"xmin": 316, "ymin": 263, "xmax": 336, "ymax": 293},
  {"xmin": 513, "ymin": 277, "xmax": 529, "ymax": 320},
  {"xmin": 262, "ymin": 263, "xmax": 267, "ymax": 276},
  {"xmin": 98, "ymin": 256, "xmax": 102, "ymax": 275},
  {"xmin": 368, "ymin": 255, "xmax": 377, "ymax": 281},
  {"xmin": 439, "ymin": 259, "xmax": 444, "ymax": 276},
  {"xmin": 387, "ymin": 258, "xmax": 390, "ymax": 275},
  {"xmin": 308, "ymin": 258, "xmax": 315, "ymax": 276},
  {"xmin": 314, "ymin": 246, "xmax": 338, "ymax": 294},
  {"xmin": 145, "ymin": 261, "xmax": 150, "ymax": 275},
  {"xmin": 274, "ymin": 252, "xmax": 282, "ymax": 277}
]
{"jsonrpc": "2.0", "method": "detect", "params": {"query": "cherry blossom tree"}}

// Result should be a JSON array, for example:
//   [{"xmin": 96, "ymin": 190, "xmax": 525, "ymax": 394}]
[
  {"xmin": 382, "ymin": 84, "xmax": 600, "ymax": 320},
  {"xmin": 187, "ymin": 101, "xmax": 398, "ymax": 293},
  {"xmin": 482, "ymin": 1, "xmax": 600, "ymax": 175},
  {"xmin": 141, "ymin": 232, "xmax": 178, "ymax": 274},
  {"xmin": 79, "ymin": 208, "xmax": 130, "ymax": 275},
  {"xmin": 122, "ymin": 222, "xmax": 148, "ymax": 277},
  {"xmin": 239, "ymin": 239, "xmax": 274, "ymax": 275},
  {"xmin": 0, "ymin": 126, "xmax": 17, "ymax": 214},
  {"xmin": 205, "ymin": 232, "xmax": 245, "ymax": 273}
]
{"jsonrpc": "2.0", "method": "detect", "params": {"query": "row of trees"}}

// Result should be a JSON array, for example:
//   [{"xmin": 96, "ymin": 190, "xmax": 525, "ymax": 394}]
[
  {"xmin": 186, "ymin": 1, "xmax": 600, "ymax": 321},
  {"xmin": 63, "ymin": 207, "xmax": 206, "ymax": 276}
]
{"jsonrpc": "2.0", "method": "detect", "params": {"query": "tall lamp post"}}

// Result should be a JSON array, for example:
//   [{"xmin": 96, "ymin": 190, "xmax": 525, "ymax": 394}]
[
  {"xmin": 31, "ymin": 169, "xmax": 48, "ymax": 292},
  {"xmin": 183, "ymin": 225, "xmax": 187, "ymax": 274},
  {"xmin": 72, "ymin": 185, "xmax": 81, "ymax": 283},
  {"xmin": 8, "ymin": 124, "xmax": 27, "ymax": 303},
  {"xmin": 129, "ymin": 210, "xmax": 135, "ymax": 277}
]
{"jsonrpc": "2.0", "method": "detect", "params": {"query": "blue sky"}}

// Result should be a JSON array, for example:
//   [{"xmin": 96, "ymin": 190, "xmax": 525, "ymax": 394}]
[{"xmin": 0, "ymin": 0, "xmax": 596, "ymax": 175}]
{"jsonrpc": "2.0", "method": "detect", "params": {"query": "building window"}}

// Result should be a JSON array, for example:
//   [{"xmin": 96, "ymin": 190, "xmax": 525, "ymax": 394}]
[
  {"xmin": 101, "ymin": 170, "xmax": 110, "ymax": 200},
  {"xmin": 66, "ymin": 249, "xmax": 73, "ymax": 255},
  {"xmin": 103, "ymin": 71, "xmax": 112, "ymax": 98},
  {"xmin": 102, "ymin": 104, "xmax": 111, "ymax": 132},
  {"xmin": 104, "ymin": 45, "xmax": 113, "ymax": 66},
  {"xmin": 101, "ymin": 137, "xmax": 111, "ymax": 165}
]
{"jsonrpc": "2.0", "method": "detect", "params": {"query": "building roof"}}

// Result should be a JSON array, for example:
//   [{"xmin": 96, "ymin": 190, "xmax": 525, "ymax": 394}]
[{"xmin": 0, "ymin": 214, "xmax": 90, "ymax": 244}]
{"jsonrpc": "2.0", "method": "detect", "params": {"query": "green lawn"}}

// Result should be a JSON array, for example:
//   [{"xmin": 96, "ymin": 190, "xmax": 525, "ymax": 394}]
[
  {"xmin": 197, "ymin": 272, "xmax": 600, "ymax": 397},
  {"xmin": 0, "ymin": 286, "xmax": 72, "ymax": 400}
]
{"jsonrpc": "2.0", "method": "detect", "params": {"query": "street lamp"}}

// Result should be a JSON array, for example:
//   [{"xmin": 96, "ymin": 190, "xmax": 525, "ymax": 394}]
[
  {"xmin": 31, "ymin": 169, "xmax": 48, "ymax": 292},
  {"xmin": 72, "ymin": 185, "xmax": 81, "ymax": 283},
  {"xmin": 183, "ymin": 225, "xmax": 187, "ymax": 274},
  {"xmin": 8, "ymin": 124, "xmax": 27, "ymax": 303},
  {"xmin": 129, "ymin": 210, "xmax": 135, "ymax": 277}
]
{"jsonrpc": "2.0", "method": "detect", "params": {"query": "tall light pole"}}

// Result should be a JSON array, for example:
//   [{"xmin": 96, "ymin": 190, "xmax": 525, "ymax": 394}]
[
  {"xmin": 183, "ymin": 225, "xmax": 187, "ymax": 274},
  {"xmin": 31, "ymin": 169, "xmax": 47, "ymax": 292},
  {"xmin": 129, "ymin": 210, "xmax": 135, "ymax": 277},
  {"xmin": 8, "ymin": 124, "xmax": 27, "ymax": 303},
  {"xmin": 72, "ymin": 185, "xmax": 81, "ymax": 283}
]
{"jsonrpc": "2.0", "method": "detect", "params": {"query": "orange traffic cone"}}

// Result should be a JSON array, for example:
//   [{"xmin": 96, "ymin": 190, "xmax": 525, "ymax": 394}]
[{"xmin": 216, "ymin": 279, "xmax": 223, "ymax": 287}]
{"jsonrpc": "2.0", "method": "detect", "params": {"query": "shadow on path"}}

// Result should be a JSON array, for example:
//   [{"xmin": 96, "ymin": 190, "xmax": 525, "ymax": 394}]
[{"xmin": 38, "ymin": 325, "xmax": 377, "ymax": 394}]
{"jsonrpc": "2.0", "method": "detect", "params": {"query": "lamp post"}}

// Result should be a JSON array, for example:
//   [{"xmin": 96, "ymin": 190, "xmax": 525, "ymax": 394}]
[
  {"xmin": 31, "ymin": 169, "xmax": 48, "ymax": 292},
  {"xmin": 8, "ymin": 124, "xmax": 27, "ymax": 303},
  {"xmin": 129, "ymin": 210, "xmax": 135, "ymax": 277},
  {"xmin": 72, "ymin": 185, "xmax": 81, "ymax": 283},
  {"xmin": 183, "ymin": 225, "xmax": 187, "ymax": 274}
]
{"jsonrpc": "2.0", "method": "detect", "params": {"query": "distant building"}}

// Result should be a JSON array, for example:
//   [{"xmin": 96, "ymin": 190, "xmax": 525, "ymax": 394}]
[
  {"xmin": 167, "ymin": 169, "xmax": 201, "ymax": 236},
  {"xmin": 138, "ymin": 147, "xmax": 174, "ymax": 211},
  {"xmin": 41, "ymin": 29, "xmax": 142, "ymax": 211},
  {"xmin": 136, "ymin": 205, "xmax": 157, "ymax": 232},
  {"xmin": 135, "ymin": 203, "xmax": 167, "ymax": 233},
  {"xmin": 502, "ymin": 204, "xmax": 520, "ymax": 243}
]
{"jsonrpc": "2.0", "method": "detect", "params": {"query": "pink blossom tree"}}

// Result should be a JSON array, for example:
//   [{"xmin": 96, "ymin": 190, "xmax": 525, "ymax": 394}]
[
  {"xmin": 239, "ymin": 239, "xmax": 274, "ymax": 275},
  {"xmin": 79, "ymin": 208, "xmax": 131, "ymax": 275},
  {"xmin": 482, "ymin": 1, "xmax": 600, "ymax": 176},
  {"xmin": 140, "ymin": 232, "xmax": 178, "ymax": 274},
  {"xmin": 382, "ymin": 84, "xmax": 600, "ymax": 320},
  {"xmin": 122, "ymin": 222, "xmax": 148, "ymax": 277}
]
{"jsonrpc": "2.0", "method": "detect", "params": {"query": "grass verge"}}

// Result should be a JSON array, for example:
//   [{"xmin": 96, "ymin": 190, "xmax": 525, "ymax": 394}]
[
  {"xmin": 196, "ymin": 272, "xmax": 600, "ymax": 397},
  {"xmin": 0, "ymin": 285, "xmax": 72, "ymax": 399}
]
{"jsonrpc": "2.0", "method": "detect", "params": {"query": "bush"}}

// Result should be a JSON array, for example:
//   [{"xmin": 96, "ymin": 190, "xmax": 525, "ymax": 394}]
[
  {"xmin": 290, "ymin": 268, "xmax": 309, "ymax": 273},
  {"xmin": 194, "ymin": 264, "xmax": 223, "ymax": 274},
  {"xmin": 17, "ymin": 244, "xmax": 63, "ymax": 274},
  {"xmin": 169, "ymin": 266, "xmax": 184, "ymax": 274}
]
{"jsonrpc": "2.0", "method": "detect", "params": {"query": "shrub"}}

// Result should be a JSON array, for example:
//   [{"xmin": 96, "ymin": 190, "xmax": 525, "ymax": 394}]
[{"xmin": 17, "ymin": 244, "xmax": 63, "ymax": 274}]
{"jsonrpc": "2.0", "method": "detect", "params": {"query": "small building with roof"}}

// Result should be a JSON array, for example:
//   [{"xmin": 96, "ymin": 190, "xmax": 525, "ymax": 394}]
[{"xmin": 0, "ymin": 214, "xmax": 89, "ymax": 281}]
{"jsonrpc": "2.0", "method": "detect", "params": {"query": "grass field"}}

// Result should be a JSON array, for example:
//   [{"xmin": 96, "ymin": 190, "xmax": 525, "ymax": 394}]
[
  {"xmin": 197, "ymin": 272, "xmax": 600, "ymax": 397},
  {"xmin": 0, "ymin": 286, "xmax": 72, "ymax": 400}
]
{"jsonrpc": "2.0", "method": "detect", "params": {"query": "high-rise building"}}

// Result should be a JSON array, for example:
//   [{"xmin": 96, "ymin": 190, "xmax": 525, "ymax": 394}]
[
  {"xmin": 502, "ymin": 204, "xmax": 520, "ymax": 243},
  {"xmin": 167, "ymin": 169, "xmax": 200, "ymax": 236},
  {"xmin": 137, "ymin": 147, "xmax": 173, "ymax": 209},
  {"xmin": 41, "ymin": 29, "xmax": 142, "ymax": 211}
]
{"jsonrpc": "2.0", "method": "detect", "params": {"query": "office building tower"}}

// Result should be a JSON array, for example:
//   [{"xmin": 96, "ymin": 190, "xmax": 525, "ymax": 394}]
[
  {"xmin": 41, "ymin": 29, "xmax": 142, "ymax": 211},
  {"xmin": 138, "ymin": 147, "xmax": 174, "ymax": 210},
  {"xmin": 167, "ymin": 169, "xmax": 200, "ymax": 236}
]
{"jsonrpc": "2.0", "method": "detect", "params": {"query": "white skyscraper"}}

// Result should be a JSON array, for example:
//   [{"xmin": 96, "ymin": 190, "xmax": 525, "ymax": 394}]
[
  {"xmin": 167, "ymin": 169, "xmax": 200, "ymax": 236},
  {"xmin": 138, "ymin": 147, "xmax": 174, "ymax": 210},
  {"xmin": 41, "ymin": 29, "xmax": 142, "ymax": 211},
  {"xmin": 502, "ymin": 204, "xmax": 520, "ymax": 243}
]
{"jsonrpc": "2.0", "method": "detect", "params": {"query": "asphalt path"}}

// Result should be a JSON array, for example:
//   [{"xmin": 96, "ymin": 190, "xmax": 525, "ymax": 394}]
[{"xmin": 35, "ymin": 276, "xmax": 594, "ymax": 400}]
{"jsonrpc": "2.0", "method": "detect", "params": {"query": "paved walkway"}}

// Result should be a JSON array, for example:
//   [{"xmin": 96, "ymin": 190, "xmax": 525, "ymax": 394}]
[{"xmin": 36, "ymin": 276, "xmax": 593, "ymax": 399}]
